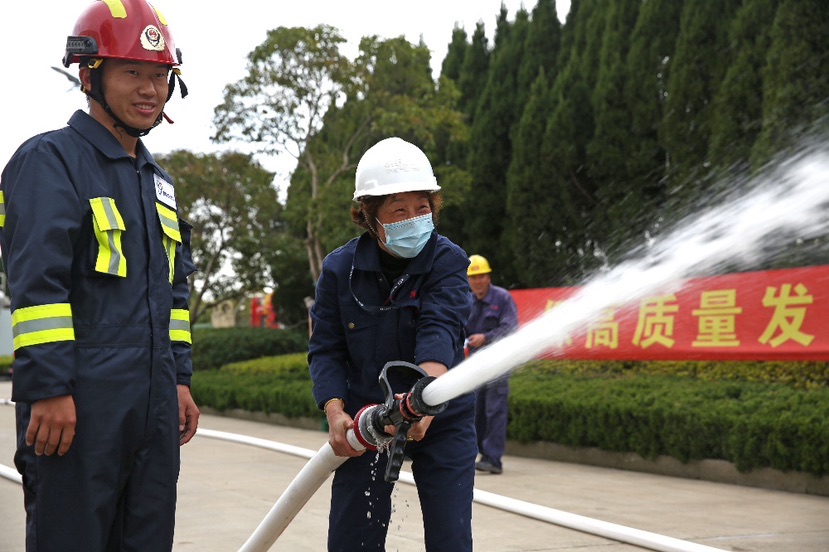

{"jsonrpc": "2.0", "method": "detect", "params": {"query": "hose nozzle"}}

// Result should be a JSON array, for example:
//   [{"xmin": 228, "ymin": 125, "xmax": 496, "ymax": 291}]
[{"xmin": 350, "ymin": 361, "xmax": 448, "ymax": 482}]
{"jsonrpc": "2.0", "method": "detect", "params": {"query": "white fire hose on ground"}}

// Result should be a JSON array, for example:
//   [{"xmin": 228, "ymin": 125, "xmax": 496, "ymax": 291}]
[
  {"xmin": 1, "ymin": 393, "xmax": 724, "ymax": 552},
  {"xmin": 224, "ymin": 360, "xmax": 725, "ymax": 552}
]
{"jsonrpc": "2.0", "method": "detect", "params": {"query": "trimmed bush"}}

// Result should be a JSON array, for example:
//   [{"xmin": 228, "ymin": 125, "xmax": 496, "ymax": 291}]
[
  {"xmin": 0, "ymin": 355, "xmax": 12, "ymax": 379},
  {"xmin": 191, "ymin": 328, "xmax": 308, "ymax": 371},
  {"xmin": 508, "ymin": 364, "xmax": 829, "ymax": 475},
  {"xmin": 189, "ymin": 354, "xmax": 829, "ymax": 477},
  {"xmin": 191, "ymin": 353, "xmax": 318, "ymax": 419}
]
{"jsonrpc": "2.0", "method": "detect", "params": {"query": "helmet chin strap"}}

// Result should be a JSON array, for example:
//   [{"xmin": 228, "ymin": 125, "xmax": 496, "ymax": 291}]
[{"xmin": 106, "ymin": 103, "xmax": 163, "ymax": 138}]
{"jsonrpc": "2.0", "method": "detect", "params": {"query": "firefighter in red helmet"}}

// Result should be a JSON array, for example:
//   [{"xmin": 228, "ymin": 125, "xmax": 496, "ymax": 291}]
[{"xmin": 0, "ymin": 1, "xmax": 198, "ymax": 549}]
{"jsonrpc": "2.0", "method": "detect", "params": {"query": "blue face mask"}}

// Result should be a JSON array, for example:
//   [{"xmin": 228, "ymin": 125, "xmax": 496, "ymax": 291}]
[{"xmin": 378, "ymin": 213, "xmax": 434, "ymax": 258}]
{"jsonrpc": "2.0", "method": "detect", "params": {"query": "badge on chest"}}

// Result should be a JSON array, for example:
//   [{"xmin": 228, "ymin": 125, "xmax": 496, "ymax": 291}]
[{"xmin": 154, "ymin": 173, "xmax": 177, "ymax": 209}]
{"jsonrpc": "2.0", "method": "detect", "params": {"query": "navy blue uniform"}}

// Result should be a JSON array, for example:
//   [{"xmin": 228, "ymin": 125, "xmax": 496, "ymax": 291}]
[
  {"xmin": 466, "ymin": 284, "xmax": 518, "ymax": 470},
  {"xmin": 0, "ymin": 110, "xmax": 196, "ymax": 551},
  {"xmin": 309, "ymin": 231, "xmax": 476, "ymax": 552}
]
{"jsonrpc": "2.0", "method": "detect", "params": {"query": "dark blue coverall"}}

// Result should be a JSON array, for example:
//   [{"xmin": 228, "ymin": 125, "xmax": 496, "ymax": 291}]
[
  {"xmin": 309, "ymin": 231, "xmax": 476, "ymax": 552},
  {"xmin": 466, "ymin": 284, "xmax": 519, "ymax": 470},
  {"xmin": 0, "ymin": 110, "xmax": 196, "ymax": 551}
]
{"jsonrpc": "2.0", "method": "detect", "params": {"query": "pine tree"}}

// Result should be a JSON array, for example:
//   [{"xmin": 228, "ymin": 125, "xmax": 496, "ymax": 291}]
[
  {"xmin": 527, "ymin": 0, "xmax": 608, "ymax": 280},
  {"xmin": 539, "ymin": 63, "xmax": 595, "ymax": 284},
  {"xmin": 517, "ymin": 0, "xmax": 562, "ymax": 111},
  {"xmin": 457, "ymin": 22, "xmax": 491, "ymax": 120},
  {"xmin": 440, "ymin": 26, "xmax": 468, "ymax": 82},
  {"xmin": 434, "ymin": 26, "xmax": 472, "ymax": 244},
  {"xmin": 619, "ymin": 0, "xmax": 685, "ymax": 256},
  {"xmin": 505, "ymin": 69, "xmax": 554, "ymax": 287},
  {"xmin": 464, "ymin": 6, "xmax": 530, "ymax": 272},
  {"xmin": 752, "ymin": 0, "xmax": 829, "ymax": 165},
  {"xmin": 586, "ymin": 0, "xmax": 642, "ymax": 261},
  {"xmin": 708, "ymin": 0, "xmax": 781, "ymax": 175},
  {"xmin": 752, "ymin": 0, "xmax": 829, "ymax": 269},
  {"xmin": 660, "ymin": 0, "xmax": 740, "ymax": 209}
]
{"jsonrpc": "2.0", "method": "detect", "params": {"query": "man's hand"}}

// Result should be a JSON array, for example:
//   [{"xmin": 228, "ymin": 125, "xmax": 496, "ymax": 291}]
[
  {"xmin": 467, "ymin": 333, "xmax": 486, "ymax": 349},
  {"xmin": 326, "ymin": 399, "xmax": 363, "ymax": 458},
  {"xmin": 26, "ymin": 395, "xmax": 76, "ymax": 456},
  {"xmin": 178, "ymin": 385, "xmax": 200, "ymax": 445}
]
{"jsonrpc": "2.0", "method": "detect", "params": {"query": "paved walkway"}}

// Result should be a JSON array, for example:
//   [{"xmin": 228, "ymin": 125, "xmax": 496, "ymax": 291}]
[{"xmin": 1, "ymin": 380, "xmax": 828, "ymax": 551}]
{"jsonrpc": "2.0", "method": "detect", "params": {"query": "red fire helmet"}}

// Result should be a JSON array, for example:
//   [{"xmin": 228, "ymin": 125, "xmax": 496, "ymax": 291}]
[{"xmin": 63, "ymin": 0, "xmax": 180, "ymax": 67}]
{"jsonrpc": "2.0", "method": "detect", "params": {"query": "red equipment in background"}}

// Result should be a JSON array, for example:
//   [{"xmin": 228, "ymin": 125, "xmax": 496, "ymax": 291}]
[{"xmin": 250, "ymin": 293, "xmax": 279, "ymax": 329}]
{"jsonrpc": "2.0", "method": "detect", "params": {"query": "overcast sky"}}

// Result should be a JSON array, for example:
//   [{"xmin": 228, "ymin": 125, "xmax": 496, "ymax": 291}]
[{"xmin": 1, "ymin": 0, "xmax": 569, "ymax": 189}]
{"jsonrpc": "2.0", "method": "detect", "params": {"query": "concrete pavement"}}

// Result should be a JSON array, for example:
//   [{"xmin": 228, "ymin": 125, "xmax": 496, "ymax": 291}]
[{"xmin": 1, "ymin": 379, "xmax": 828, "ymax": 551}]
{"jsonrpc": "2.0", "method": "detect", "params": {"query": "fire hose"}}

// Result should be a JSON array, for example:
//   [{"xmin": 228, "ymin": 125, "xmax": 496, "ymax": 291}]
[{"xmin": 238, "ymin": 360, "xmax": 446, "ymax": 551}]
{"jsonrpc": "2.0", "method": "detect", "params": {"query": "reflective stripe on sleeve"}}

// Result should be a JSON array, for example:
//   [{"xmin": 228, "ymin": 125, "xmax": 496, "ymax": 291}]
[
  {"xmin": 12, "ymin": 303, "xmax": 75, "ymax": 350},
  {"xmin": 0, "ymin": 190, "xmax": 5, "ymax": 227},
  {"xmin": 170, "ymin": 308, "xmax": 192, "ymax": 344}
]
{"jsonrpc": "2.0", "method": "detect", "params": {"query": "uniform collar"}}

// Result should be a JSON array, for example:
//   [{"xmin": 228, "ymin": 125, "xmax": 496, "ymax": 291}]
[
  {"xmin": 67, "ymin": 110, "xmax": 159, "ymax": 170},
  {"xmin": 353, "ymin": 231, "xmax": 437, "ymax": 275}
]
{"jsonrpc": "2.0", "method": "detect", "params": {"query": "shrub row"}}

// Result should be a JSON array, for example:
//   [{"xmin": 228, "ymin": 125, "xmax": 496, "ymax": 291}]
[
  {"xmin": 190, "ymin": 352, "xmax": 829, "ymax": 477},
  {"xmin": 191, "ymin": 353, "xmax": 319, "ymax": 419},
  {"xmin": 509, "ymin": 363, "xmax": 829, "ymax": 475},
  {"xmin": 0, "ymin": 356, "xmax": 12, "ymax": 379},
  {"xmin": 535, "ymin": 359, "xmax": 829, "ymax": 389},
  {"xmin": 191, "ymin": 328, "xmax": 308, "ymax": 371}
]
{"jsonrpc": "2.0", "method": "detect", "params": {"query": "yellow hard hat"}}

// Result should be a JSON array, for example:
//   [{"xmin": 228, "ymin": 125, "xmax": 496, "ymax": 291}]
[{"xmin": 467, "ymin": 255, "xmax": 492, "ymax": 276}]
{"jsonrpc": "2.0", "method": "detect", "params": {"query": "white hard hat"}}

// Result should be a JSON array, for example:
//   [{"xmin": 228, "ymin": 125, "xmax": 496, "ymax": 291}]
[{"xmin": 353, "ymin": 137, "xmax": 440, "ymax": 201}]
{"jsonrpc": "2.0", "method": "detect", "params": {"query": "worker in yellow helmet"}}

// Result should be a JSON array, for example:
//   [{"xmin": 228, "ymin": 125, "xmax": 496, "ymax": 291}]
[{"xmin": 465, "ymin": 255, "xmax": 519, "ymax": 474}]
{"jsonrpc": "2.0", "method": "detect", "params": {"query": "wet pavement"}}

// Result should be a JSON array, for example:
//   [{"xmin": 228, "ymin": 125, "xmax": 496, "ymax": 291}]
[{"xmin": 1, "ymin": 380, "xmax": 828, "ymax": 551}]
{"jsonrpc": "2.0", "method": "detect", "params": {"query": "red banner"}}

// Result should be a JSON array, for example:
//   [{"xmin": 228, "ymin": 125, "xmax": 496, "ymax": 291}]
[{"xmin": 509, "ymin": 265, "xmax": 829, "ymax": 361}]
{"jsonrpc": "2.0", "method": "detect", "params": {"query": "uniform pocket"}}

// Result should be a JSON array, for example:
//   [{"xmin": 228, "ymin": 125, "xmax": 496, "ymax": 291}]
[
  {"xmin": 155, "ymin": 202, "xmax": 182, "ymax": 284},
  {"xmin": 89, "ymin": 197, "xmax": 127, "ymax": 277},
  {"xmin": 341, "ymin": 305, "xmax": 379, "ymax": 377}
]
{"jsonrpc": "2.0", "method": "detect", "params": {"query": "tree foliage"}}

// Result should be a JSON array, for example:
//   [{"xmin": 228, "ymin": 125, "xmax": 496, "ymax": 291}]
[
  {"xmin": 177, "ymin": 0, "xmax": 827, "ymax": 327},
  {"xmin": 212, "ymin": 25, "xmax": 359, "ymax": 283},
  {"xmin": 157, "ymin": 150, "xmax": 282, "ymax": 322},
  {"xmin": 464, "ymin": 6, "xmax": 530, "ymax": 280},
  {"xmin": 752, "ymin": 0, "xmax": 829, "ymax": 162},
  {"xmin": 214, "ymin": 28, "xmax": 469, "ymax": 287}
]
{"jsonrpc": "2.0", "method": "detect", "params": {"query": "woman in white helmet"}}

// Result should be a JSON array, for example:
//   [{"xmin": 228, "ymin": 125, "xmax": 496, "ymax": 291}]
[{"xmin": 308, "ymin": 137, "xmax": 476, "ymax": 551}]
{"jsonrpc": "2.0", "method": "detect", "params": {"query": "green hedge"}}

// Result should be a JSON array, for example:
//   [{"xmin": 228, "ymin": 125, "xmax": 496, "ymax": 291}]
[
  {"xmin": 508, "ymin": 364, "xmax": 829, "ymax": 475},
  {"xmin": 0, "ymin": 355, "xmax": 12, "ymax": 379},
  {"xmin": 190, "ymin": 355, "xmax": 829, "ymax": 477},
  {"xmin": 191, "ymin": 353, "xmax": 318, "ymax": 419},
  {"xmin": 191, "ymin": 328, "xmax": 308, "ymax": 371}
]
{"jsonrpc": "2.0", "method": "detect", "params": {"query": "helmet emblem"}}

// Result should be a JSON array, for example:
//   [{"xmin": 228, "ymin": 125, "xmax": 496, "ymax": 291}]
[{"xmin": 140, "ymin": 25, "xmax": 166, "ymax": 52}]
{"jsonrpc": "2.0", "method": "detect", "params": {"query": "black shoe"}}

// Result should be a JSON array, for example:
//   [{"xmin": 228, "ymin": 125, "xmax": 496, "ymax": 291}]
[{"xmin": 475, "ymin": 460, "xmax": 503, "ymax": 474}]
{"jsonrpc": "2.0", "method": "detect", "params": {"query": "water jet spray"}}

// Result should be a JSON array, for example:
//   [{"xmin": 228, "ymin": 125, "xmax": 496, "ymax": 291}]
[{"xmin": 240, "ymin": 148, "xmax": 829, "ymax": 551}]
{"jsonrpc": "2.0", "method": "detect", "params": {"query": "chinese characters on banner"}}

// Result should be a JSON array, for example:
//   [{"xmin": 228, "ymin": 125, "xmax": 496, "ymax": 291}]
[{"xmin": 509, "ymin": 265, "xmax": 829, "ymax": 361}]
